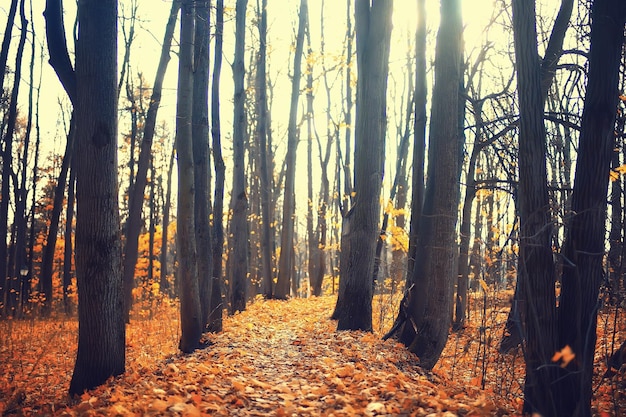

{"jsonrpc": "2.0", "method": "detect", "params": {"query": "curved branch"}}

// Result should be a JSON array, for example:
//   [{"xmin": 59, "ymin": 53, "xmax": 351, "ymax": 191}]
[
  {"xmin": 540, "ymin": 0, "xmax": 574, "ymax": 100},
  {"xmin": 43, "ymin": 0, "xmax": 76, "ymax": 104}
]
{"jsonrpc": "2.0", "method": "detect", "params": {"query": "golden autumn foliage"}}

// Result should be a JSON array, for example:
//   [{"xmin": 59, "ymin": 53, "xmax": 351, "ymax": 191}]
[{"xmin": 1, "ymin": 295, "xmax": 624, "ymax": 416}]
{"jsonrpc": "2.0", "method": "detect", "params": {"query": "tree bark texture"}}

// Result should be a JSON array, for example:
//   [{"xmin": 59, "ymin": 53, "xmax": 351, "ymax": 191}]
[
  {"xmin": 229, "ymin": 0, "xmax": 249, "ymax": 312},
  {"xmin": 406, "ymin": 0, "xmax": 427, "ymax": 283},
  {"xmin": 209, "ymin": 0, "xmax": 225, "ymax": 333},
  {"xmin": 500, "ymin": 0, "xmax": 575, "ymax": 354},
  {"xmin": 192, "ymin": 0, "xmax": 213, "ymax": 329},
  {"xmin": 397, "ymin": 0, "xmax": 463, "ymax": 370},
  {"xmin": 255, "ymin": 0, "xmax": 274, "ymax": 299},
  {"xmin": 511, "ymin": 0, "xmax": 559, "ymax": 414},
  {"xmin": 334, "ymin": 0, "xmax": 393, "ymax": 331},
  {"xmin": 556, "ymin": 1, "xmax": 626, "ymax": 415},
  {"xmin": 43, "ymin": 0, "xmax": 76, "ymax": 104},
  {"xmin": 69, "ymin": 0, "xmax": 125, "ymax": 395},
  {"xmin": 176, "ymin": 0, "xmax": 203, "ymax": 353}
]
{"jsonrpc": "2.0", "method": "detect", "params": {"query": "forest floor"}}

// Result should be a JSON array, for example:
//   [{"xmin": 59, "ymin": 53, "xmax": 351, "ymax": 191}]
[{"xmin": 0, "ymin": 294, "xmax": 624, "ymax": 416}]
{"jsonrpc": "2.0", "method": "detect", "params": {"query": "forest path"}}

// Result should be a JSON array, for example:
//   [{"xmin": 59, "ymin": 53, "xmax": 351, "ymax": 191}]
[{"xmin": 1, "ymin": 296, "xmax": 507, "ymax": 416}]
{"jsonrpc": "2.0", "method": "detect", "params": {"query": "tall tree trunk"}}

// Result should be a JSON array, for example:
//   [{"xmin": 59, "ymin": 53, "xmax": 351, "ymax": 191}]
[
  {"xmin": 406, "ymin": 0, "xmax": 427, "ymax": 283},
  {"xmin": 342, "ymin": 0, "xmax": 354, "ymax": 208},
  {"xmin": 159, "ymin": 146, "xmax": 175, "ymax": 297},
  {"xmin": 390, "ymin": 174, "xmax": 408, "ymax": 293},
  {"xmin": 22, "ymin": 10, "xmax": 34, "ymax": 313},
  {"xmin": 38, "ymin": 119, "xmax": 75, "ymax": 316},
  {"xmin": 208, "ymin": 0, "xmax": 225, "ymax": 333},
  {"xmin": 454, "ymin": 152, "xmax": 477, "ymax": 330},
  {"xmin": 192, "ymin": 0, "xmax": 213, "ymax": 329},
  {"xmin": 122, "ymin": 0, "xmax": 180, "ymax": 321},
  {"xmin": 305, "ymin": 12, "xmax": 319, "ymax": 298},
  {"xmin": 176, "ymin": 0, "xmax": 203, "ymax": 353},
  {"xmin": 64, "ymin": 163, "xmax": 76, "ymax": 315},
  {"xmin": 385, "ymin": 0, "xmax": 462, "ymax": 371},
  {"xmin": 334, "ymin": 0, "xmax": 393, "ymax": 331},
  {"xmin": 501, "ymin": 0, "xmax": 575, "ymax": 353},
  {"xmin": 372, "ymin": 48, "xmax": 414, "ymax": 287},
  {"xmin": 69, "ymin": 0, "xmax": 125, "ymax": 395},
  {"xmin": 608, "ymin": 138, "xmax": 623, "ymax": 302},
  {"xmin": 556, "ymin": 1, "xmax": 626, "ymax": 415},
  {"xmin": 41, "ymin": 0, "xmax": 78, "ymax": 316},
  {"xmin": 229, "ymin": 0, "xmax": 249, "ymax": 312},
  {"xmin": 511, "ymin": 0, "xmax": 559, "ymax": 413},
  {"xmin": 256, "ymin": 0, "xmax": 274, "ymax": 299},
  {"xmin": 2, "ymin": 0, "xmax": 28, "ymax": 317},
  {"xmin": 312, "ymin": 0, "xmax": 333, "ymax": 297},
  {"xmin": 148, "ymin": 156, "xmax": 156, "ymax": 306},
  {"xmin": 21, "ymin": 0, "xmax": 41, "ymax": 303},
  {"xmin": 0, "ymin": 0, "xmax": 18, "ymax": 95},
  {"xmin": 275, "ymin": 0, "xmax": 308, "ymax": 300},
  {"xmin": 454, "ymin": 100, "xmax": 486, "ymax": 330},
  {"xmin": 29, "ymin": 39, "xmax": 43, "ymax": 316}
]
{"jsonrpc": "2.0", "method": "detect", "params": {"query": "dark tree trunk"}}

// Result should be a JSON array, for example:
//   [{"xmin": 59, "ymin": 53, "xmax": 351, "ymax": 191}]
[
  {"xmin": 372, "ymin": 53, "xmax": 413, "ymax": 287},
  {"xmin": 229, "ymin": 0, "xmax": 249, "ymax": 312},
  {"xmin": 255, "ymin": 0, "xmax": 274, "ymax": 299},
  {"xmin": 305, "ymin": 13, "xmax": 320, "ymax": 298},
  {"xmin": 15, "ymin": 0, "xmax": 33, "ymax": 316},
  {"xmin": 511, "ymin": 0, "xmax": 559, "ymax": 414},
  {"xmin": 0, "ymin": 0, "xmax": 18, "ymax": 96},
  {"xmin": 406, "ymin": 0, "xmax": 426, "ymax": 283},
  {"xmin": 392, "ymin": 0, "xmax": 463, "ymax": 370},
  {"xmin": 2, "ymin": 0, "xmax": 28, "ymax": 317},
  {"xmin": 41, "ymin": 0, "xmax": 79, "ymax": 316},
  {"xmin": 539, "ymin": 0, "xmax": 574, "ymax": 100},
  {"xmin": 63, "ymin": 163, "xmax": 76, "ymax": 316},
  {"xmin": 192, "ymin": 0, "xmax": 213, "ymax": 329},
  {"xmin": 342, "ymin": 0, "xmax": 354, "ymax": 207},
  {"xmin": 501, "ymin": 0, "xmax": 575, "ymax": 353},
  {"xmin": 275, "ymin": 0, "xmax": 308, "ymax": 300},
  {"xmin": 28, "ymin": 44, "xmax": 43, "ymax": 316},
  {"xmin": 608, "ymin": 144, "xmax": 623, "ymax": 302},
  {"xmin": 159, "ymin": 146, "xmax": 175, "ymax": 297},
  {"xmin": 311, "ymin": 2, "xmax": 333, "ymax": 297},
  {"xmin": 39, "ymin": 119, "xmax": 75, "ymax": 316},
  {"xmin": 208, "ymin": 0, "xmax": 225, "ymax": 333},
  {"xmin": 69, "ymin": 0, "xmax": 125, "ymax": 395},
  {"xmin": 43, "ymin": 0, "xmax": 76, "ymax": 104},
  {"xmin": 176, "ymin": 0, "xmax": 203, "ymax": 353},
  {"xmin": 122, "ymin": 0, "xmax": 180, "ymax": 321},
  {"xmin": 454, "ymin": 131, "xmax": 479, "ymax": 330},
  {"xmin": 148, "ymin": 157, "xmax": 156, "ymax": 309},
  {"xmin": 556, "ymin": 1, "xmax": 626, "ymax": 416},
  {"xmin": 334, "ymin": 0, "xmax": 393, "ymax": 331}
]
